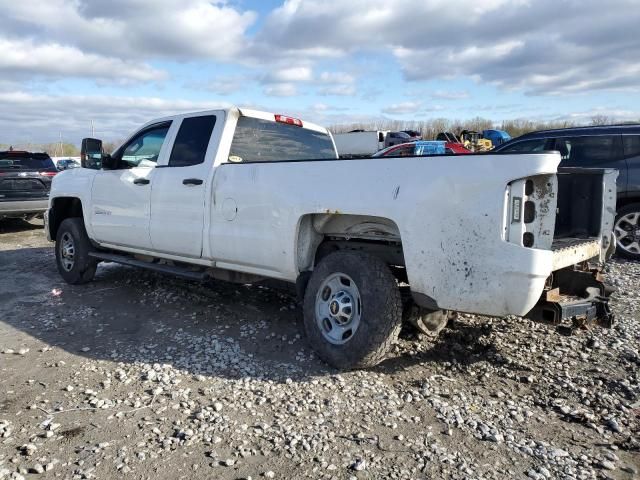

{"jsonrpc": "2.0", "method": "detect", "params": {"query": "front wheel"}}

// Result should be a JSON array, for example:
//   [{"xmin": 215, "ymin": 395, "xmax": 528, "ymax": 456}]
[
  {"xmin": 614, "ymin": 203, "xmax": 640, "ymax": 260},
  {"xmin": 55, "ymin": 218, "xmax": 98, "ymax": 284},
  {"xmin": 303, "ymin": 251, "xmax": 402, "ymax": 369}
]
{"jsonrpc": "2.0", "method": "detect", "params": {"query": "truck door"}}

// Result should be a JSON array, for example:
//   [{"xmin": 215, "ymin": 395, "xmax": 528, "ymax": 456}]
[
  {"xmin": 90, "ymin": 122, "xmax": 172, "ymax": 249},
  {"xmin": 149, "ymin": 113, "xmax": 220, "ymax": 257}
]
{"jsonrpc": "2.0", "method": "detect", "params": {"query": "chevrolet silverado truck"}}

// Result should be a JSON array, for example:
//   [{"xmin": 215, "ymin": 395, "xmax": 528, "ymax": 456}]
[{"xmin": 45, "ymin": 108, "xmax": 618, "ymax": 369}]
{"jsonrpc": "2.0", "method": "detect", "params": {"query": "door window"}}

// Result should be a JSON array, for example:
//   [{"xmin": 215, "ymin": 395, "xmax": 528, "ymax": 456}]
[
  {"xmin": 168, "ymin": 115, "xmax": 217, "ymax": 167},
  {"xmin": 500, "ymin": 138, "xmax": 548, "ymax": 153},
  {"xmin": 117, "ymin": 124, "xmax": 171, "ymax": 169},
  {"xmin": 554, "ymin": 136, "xmax": 617, "ymax": 166},
  {"xmin": 623, "ymin": 135, "xmax": 640, "ymax": 159}
]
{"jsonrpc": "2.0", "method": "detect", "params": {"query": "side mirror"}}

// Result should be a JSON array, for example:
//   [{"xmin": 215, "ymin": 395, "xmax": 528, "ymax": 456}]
[{"xmin": 81, "ymin": 138, "xmax": 103, "ymax": 170}]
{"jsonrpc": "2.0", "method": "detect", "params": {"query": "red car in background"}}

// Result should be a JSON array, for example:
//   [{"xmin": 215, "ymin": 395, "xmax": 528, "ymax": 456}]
[{"xmin": 373, "ymin": 141, "xmax": 471, "ymax": 157}]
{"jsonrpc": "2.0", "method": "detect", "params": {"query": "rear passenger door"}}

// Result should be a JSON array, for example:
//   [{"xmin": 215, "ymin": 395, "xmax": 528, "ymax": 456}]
[
  {"xmin": 553, "ymin": 135, "xmax": 627, "ymax": 196},
  {"xmin": 149, "ymin": 113, "xmax": 222, "ymax": 257},
  {"xmin": 622, "ymin": 134, "xmax": 640, "ymax": 199}
]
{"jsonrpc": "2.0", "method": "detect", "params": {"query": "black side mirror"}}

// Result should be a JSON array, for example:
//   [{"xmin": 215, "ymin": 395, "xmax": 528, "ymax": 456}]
[
  {"xmin": 81, "ymin": 138, "xmax": 103, "ymax": 170},
  {"xmin": 101, "ymin": 154, "xmax": 116, "ymax": 170}
]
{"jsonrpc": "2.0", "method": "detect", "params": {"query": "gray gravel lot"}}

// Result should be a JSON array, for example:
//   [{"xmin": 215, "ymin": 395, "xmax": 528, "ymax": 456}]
[{"xmin": 0, "ymin": 219, "xmax": 638, "ymax": 480}]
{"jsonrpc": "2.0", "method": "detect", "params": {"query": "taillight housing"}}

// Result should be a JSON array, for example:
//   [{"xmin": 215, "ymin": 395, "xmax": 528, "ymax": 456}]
[
  {"xmin": 504, "ymin": 174, "xmax": 557, "ymax": 250},
  {"xmin": 274, "ymin": 114, "xmax": 303, "ymax": 127},
  {"xmin": 39, "ymin": 171, "xmax": 57, "ymax": 177}
]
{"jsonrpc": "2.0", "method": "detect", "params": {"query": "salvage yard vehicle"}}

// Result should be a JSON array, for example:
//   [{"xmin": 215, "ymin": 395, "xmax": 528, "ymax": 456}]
[
  {"xmin": 373, "ymin": 141, "xmax": 471, "ymax": 157},
  {"xmin": 332, "ymin": 130, "xmax": 388, "ymax": 158},
  {"xmin": 45, "ymin": 107, "xmax": 618, "ymax": 369},
  {"xmin": 496, "ymin": 124, "xmax": 640, "ymax": 260},
  {"xmin": 0, "ymin": 150, "xmax": 57, "ymax": 220}
]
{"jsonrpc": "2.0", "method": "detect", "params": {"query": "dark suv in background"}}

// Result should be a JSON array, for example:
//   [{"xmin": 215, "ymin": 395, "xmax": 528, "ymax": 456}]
[
  {"xmin": 495, "ymin": 125, "xmax": 640, "ymax": 260},
  {"xmin": 0, "ymin": 150, "xmax": 57, "ymax": 221}
]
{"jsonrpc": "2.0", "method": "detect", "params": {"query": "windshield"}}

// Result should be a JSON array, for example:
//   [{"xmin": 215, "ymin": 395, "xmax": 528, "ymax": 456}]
[
  {"xmin": 229, "ymin": 117, "xmax": 337, "ymax": 162},
  {"xmin": 0, "ymin": 153, "xmax": 56, "ymax": 171}
]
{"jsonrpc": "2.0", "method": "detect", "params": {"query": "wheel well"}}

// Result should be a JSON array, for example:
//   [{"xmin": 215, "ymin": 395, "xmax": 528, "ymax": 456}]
[
  {"xmin": 49, "ymin": 197, "xmax": 84, "ymax": 239},
  {"xmin": 616, "ymin": 196, "xmax": 640, "ymax": 210},
  {"xmin": 296, "ymin": 213, "xmax": 405, "ymax": 273}
]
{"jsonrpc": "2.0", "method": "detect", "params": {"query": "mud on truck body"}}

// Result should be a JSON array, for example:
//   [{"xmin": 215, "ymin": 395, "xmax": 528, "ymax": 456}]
[{"xmin": 45, "ymin": 107, "xmax": 617, "ymax": 369}]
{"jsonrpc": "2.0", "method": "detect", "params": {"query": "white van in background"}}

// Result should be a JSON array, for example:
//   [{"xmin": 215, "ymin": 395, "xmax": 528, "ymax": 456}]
[{"xmin": 332, "ymin": 130, "xmax": 389, "ymax": 157}]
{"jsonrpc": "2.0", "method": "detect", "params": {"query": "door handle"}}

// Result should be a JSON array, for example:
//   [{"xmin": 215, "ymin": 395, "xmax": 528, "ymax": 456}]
[
  {"xmin": 133, "ymin": 178, "xmax": 150, "ymax": 185},
  {"xmin": 183, "ymin": 178, "xmax": 203, "ymax": 186}
]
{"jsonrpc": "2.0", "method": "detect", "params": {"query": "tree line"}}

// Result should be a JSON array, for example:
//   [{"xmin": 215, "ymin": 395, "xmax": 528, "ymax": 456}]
[{"xmin": 329, "ymin": 115, "xmax": 637, "ymax": 139}]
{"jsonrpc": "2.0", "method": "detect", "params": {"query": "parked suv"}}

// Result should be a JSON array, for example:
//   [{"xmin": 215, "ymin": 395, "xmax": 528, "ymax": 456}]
[
  {"xmin": 495, "ymin": 125, "xmax": 640, "ymax": 260},
  {"xmin": 0, "ymin": 150, "xmax": 57, "ymax": 220}
]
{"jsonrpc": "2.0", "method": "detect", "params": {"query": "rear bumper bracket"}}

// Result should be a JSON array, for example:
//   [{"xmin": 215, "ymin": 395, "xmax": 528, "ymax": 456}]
[{"xmin": 525, "ymin": 268, "xmax": 615, "ymax": 332}]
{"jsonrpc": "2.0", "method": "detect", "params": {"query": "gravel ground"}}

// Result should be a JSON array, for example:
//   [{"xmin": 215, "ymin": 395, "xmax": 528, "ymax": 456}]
[{"xmin": 0, "ymin": 219, "xmax": 638, "ymax": 480}]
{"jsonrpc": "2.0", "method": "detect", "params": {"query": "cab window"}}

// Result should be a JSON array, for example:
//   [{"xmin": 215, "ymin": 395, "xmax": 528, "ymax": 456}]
[
  {"xmin": 115, "ymin": 123, "xmax": 171, "ymax": 169},
  {"xmin": 229, "ymin": 117, "xmax": 336, "ymax": 162}
]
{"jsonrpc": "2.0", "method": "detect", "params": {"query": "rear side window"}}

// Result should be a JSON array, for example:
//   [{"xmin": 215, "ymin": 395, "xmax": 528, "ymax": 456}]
[
  {"xmin": 229, "ymin": 117, "xmax": 336, "ymax": 163},
  {"xmin": 623, "ymin": 135, "xmax": 640, "ymax": 159},
  {"xmin": 0, "ymin": 154, "xmax": 55, "ymax": 171},
  {"xmin": 500, "ymin": 138, "xmax": 548, "ymax": 153},
  {"xmin": 169, "ymin": 115, "xmax": 217, "ymax": 167},
  {"xmin": 554, "ymin": 136, "xmax": 616, "ymax": 166}
]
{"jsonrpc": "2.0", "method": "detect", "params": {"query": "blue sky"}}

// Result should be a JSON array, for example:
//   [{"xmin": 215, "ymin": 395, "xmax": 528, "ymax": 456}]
[{"xmin": 0, "ymin": 0, "xmax": 638, "ymax": 144}]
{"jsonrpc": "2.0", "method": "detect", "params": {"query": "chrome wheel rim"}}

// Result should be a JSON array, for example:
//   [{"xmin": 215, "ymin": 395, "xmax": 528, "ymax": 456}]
[
  {"xmin": 615, "ymin": 211, "xmax": 640, "ymax": 256},
  {"xmin": 315, "ymin": 273, "xmax": 361, "ymax": 345},
  {"xmin": 59, "ymin": 232, "xmax": 76, "ymax": 271}
]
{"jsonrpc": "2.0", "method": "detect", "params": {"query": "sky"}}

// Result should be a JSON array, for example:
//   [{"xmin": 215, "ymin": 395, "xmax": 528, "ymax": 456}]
[{"xmin": 0, "ymin": 0, "xmax": 639, "ymax": 144}]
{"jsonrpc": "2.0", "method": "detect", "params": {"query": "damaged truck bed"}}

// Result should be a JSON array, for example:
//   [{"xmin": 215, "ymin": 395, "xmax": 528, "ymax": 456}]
[{"xmin": 524, "ymin": 167, "xmax": 617, "ymax": 331}]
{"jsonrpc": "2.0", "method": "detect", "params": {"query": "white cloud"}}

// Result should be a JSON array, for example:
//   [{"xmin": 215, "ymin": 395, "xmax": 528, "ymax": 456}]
[
  {"xmin": 254, "ymin": 0, "xmax": 640, "ymax": 96},
  {"xmin": 0, "ymin": 0, "xmax": 256, "ymax": 61},
  {"xmin": 0, "ymin": 91, "xmax": 230, "ymax": 143},
  {"xmin": 0, "ymin": 38, "xmax": 165, "ymax": 83},
  {"xmin": 263, "ymin": 66, "xmax": 313, "ymax": 83},
  {"xmin": 431, "ymin": 90, "xmax": 470, "ymax": 100},
  {"xmin": 318, "ymin": 84, "xmax": 357, "ymax": 96},
  {"xmin": 382, "ymin": 101, "xmax": 422, "ymax": 115},
  {"xmin": 263, "ymin": 83, "xmax": 298, "ymax": 97},
  {"xmin": 191, "ymin": 75, "xmax": 249, "ymax": 96}
]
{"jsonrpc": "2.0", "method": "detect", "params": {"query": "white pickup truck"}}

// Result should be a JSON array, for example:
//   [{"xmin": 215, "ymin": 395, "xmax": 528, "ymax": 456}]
[{"xmin": 46, "ymin": 107, "xmax": 618, "ymax": 369}]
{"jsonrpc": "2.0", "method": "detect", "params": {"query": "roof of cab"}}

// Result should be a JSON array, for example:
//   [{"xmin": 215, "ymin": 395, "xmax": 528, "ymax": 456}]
[
  {"xmin": 517, "ymin": 123, "xmax": 640, "ymax": 139},
  {"xmin": 141, "ymin": 107, "xmax": 330, "ymax": 135}
]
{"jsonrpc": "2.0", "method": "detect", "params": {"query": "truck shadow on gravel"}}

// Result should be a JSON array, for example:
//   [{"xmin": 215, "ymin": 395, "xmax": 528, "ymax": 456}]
[
  {"xmin": 1, "ymin": 246, "xmax": 511, "ymax": 382},
  {"xmin": 0, "ymin": 218, "xmax": 43, "ymax": 234}
]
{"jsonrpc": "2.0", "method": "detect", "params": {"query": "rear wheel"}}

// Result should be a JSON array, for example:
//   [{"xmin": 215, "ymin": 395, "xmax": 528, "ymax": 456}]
[
  {"xmin": 55, "ymin": 218, "xmax": 98, "ymax": 284},
  {"xmin": 614, "ymin": 203, "xmax": 640, "ymax": 260},
  {"xmin": 303, "ymin": 251, "xmax": 402, "ymax": 369}
]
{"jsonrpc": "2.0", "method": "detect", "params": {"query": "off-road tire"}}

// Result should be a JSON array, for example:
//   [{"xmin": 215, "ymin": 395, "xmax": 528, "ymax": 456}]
[
  {"xmin": 403, "ymin": 304, "xmax": 449, "ymax": 339},
  {"xmin": 303, "ymin": 251, "xmax": 402, "ymax": 369},
  {"xmin": 55, "ymin": 218, "xmax": 98, "ymax": 284},
  {"xmin": 614, "ymin": 203, "xmax": 640, "ymax": 260}
]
